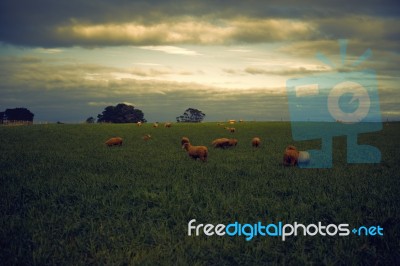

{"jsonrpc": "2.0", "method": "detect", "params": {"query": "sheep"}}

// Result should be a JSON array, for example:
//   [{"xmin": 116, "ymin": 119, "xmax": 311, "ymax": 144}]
[
  {"xmin": 228, "ymin": 120, "xmax": 236, "ymax": 124},
  {"xmin": 212, "ymin": 138, "xmax": 231, "ymax": 148},
  {"xmin": 182, "ymin": 142, "xmax": 208, "ymax": 162},
  {"xmin": 153, "ymin": 122, "xmax": 159, "ymax": 128},
  {"xmin": 143, "ymin": 134, "xmax": 151, "ymax": 141},
  {"xmin": 165, "ymin": 122, "xmax": 172, "ymax": 128},
  {"xmin": 137, "ymin": 121, "xmax": 142, "ymax": 126},
  {"xmin": 283, "ymin": 145, "xmax": 299, "ymax": 166},
  {"xmin": 181, "ymin": 137, "xmax": 190, "ymax": 146},
  {"xmin": 224, "ymin": 127, "xmax": 235, "ymax": 132},
  {"xmin": 228, "ymin": 138, "xmax": 238, "ymax": 147},
  {"xmin": 252, "ymin": 137, "xmax": 261, "ymax": 148},
  {"xmin": 105, "ymin": 137, "xmax": 123, "ymax": 147},
  {"xmin": 212, "ymin": 138, "xmax": 237, "ymax": 148}
]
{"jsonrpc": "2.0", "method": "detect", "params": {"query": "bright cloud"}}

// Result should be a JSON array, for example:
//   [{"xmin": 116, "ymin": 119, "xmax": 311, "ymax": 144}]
[
  {"xmin": 54, "ymin": 18, "xmax": 316, "ymax": 46},
  {"xmin": 139, "ymin": 46, "xmax": 201, "ymax": 56}
]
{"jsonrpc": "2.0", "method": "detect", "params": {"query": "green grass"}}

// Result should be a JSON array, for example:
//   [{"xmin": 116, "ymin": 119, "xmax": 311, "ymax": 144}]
[{"xmin": 0, "ymin": 122, "xmax": 399, "ymax": 265}]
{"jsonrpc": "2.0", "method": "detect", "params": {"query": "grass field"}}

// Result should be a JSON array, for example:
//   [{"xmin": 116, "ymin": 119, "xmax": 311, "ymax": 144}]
[{"xmin": 1, "ymin": 122, "xmax": 399, "ymax": 265}]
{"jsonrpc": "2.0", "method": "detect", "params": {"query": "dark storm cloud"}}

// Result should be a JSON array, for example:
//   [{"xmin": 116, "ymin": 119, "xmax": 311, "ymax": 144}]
[{"xmin": 0, "ymin": 0, "xmax": 399, "ymax": 47}]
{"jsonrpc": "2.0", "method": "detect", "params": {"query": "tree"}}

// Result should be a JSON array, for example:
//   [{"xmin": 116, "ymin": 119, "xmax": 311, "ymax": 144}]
[
  {"xmin": 86, "ymin": 116, "xmax": 95, "ymax": 123},
  {"xmin": 4, "ymin": 108, "xmax": 34, "ymax": 122},
  {"xmin": 97, "ymin": 103, "xmax": 146, "ymax": 123},
  {"xmin": 176, "ymin": 108, "xmax": 205, "ymax": 123}
]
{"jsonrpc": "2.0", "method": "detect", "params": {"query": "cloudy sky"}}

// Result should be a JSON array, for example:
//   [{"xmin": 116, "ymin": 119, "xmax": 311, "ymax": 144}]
[{"xmin": 0, "ymin": 0, "xmax": 399, "ymax": 122}]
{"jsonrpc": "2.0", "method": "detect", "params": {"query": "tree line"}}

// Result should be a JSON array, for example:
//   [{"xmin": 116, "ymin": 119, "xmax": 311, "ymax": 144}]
[
  {"xmin": 0, "ymin": 104, "xmax": 206, "ymax": 125},
  {"xmin": 87, "ymin": 103, "xmax": 205, "ymax": 123}
]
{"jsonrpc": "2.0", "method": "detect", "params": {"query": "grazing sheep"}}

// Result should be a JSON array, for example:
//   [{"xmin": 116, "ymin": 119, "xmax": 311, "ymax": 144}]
[
  {"xmin": 228, "ymin": 120, "xmax": 236, "ymax": 124},
  {"xmin": 212, "ymin": 138, "xmax": 231, "ymax": 148},
  {"xmin": 153, "ymin": 122, "xmax": 159, "ymax": 128},
  {"xmin": 165, "ymin": 122, "xmax": 172, "ymax": 128},
  {"xmin": 143, "ymin": 134, "xmax": 151, "ymax": 141},
  {"xmin": 137, "ymin": 121, "xmax": 142, "ymax": 126},
  {"xmin": 105, "ymin": 137, "xmax": 123, "ymax": 147},
  {"xmin": 181, "ymin": 137, "xmax": 190, "ymax": 146},
  {"xmin": 212, "ymin": 138, "xmax": 237, "ymax": 148},
  {"xmin": 182, "ymin": 142, "xmax": 208, "ymax": 162},
  {"xmin": 283, "ymin": 145, "xmax": 299, "ymax": 166},
  {"xmin": 252, "ymin": 137, "xmax": 261, "ymax": 148},
  {"xmin": 228, "ymin": 138, "xmax": 238, "ymax": 146}
]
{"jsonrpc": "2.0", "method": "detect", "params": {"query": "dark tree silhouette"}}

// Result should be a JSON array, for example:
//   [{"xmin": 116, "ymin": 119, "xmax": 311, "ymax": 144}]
[
  {"xmin": 176, "ymin": 108, "xmax": 205, "ymax": 123},
  {"xmin": 86, "ymin": 116, "xmax": 95, "ymax": 123},
  {"xmin": 2, "ymin": 108, "xmax": 34, "ymax": 122},
  {"xmin": 97, "ymin": 103, "xmax": 146, "ymax": 123}
]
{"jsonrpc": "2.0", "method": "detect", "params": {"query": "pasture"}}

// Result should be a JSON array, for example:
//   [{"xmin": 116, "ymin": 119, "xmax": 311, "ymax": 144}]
[{"xmin": 0, "ymin": 122, "xmax": 399, "ymax": 264}]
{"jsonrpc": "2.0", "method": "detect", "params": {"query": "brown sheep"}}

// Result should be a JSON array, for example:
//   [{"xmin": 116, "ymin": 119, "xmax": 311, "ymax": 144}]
[
  {"xmin": 229, "ymin": 127, "xmax": 236, "ymax": 133},
  {"xmin": 165, "ymin": 122, "xmax": 172, "ymax": 128},
  {"xmin": 105, "ymin": 137, "xmax": 123, "ymax": 147},
  {"xmin": 182, "ymin": 142, "xmax": 208, "ymax": 162},
  {"xmin": 228, "ymin": 138, "xmax": 238, "ymax": 146},
  {"xmin": 212, "ymin": 138, "xmax": 237, "ymax": 148},
  {"xmin": 153, "ymin": 122, "xmax": 159, "ymax": 128},
  {"xmin": 212, "ymin": 138, "xmax": 231, "ymax": 148},
  {"xmin": 283, "ymin": 145, "xmax": 299, "ymax": 166},
  {"xmin": 181, "ymin": 137, "xmax": 190, "ymax": 146},
  {"xmin": 143, "ymin": 134, "xmax": 151, "ymax": 141},
  {"xmin": 252, "ymin": 137, "xmax": 261, "ymax": 148}
]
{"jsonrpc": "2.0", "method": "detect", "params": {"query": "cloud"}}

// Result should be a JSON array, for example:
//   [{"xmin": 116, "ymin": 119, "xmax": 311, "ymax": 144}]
[
  {"xmin": 227, "ymin": 49, "xmax": 252, "ymax": 53},
  {"xmin": 0, "ymin": 55, "xmax": 290, "ymax": 122},
  {"xmin": 244, "ymin": 66, "xmax": 330, "ymax": 76},
  {"xmin": 1, "ymin": 54, "xmax": 399, "ymax": 122},
  {"xmin": 2, "ymin": 16, "xmax": 317, "ymax": 47},
  {"xmin": 133, "ymin": 63, "xmax": 163, "ymax": 66},
  {"xmin": 1, "ymin": 0, "xmax": 399, "ymax": 48},
  {"xmin": 87, "ymin": 101, "xmax": 114, "ymax": 107},
  {"xmin": 222, "ymin": 68, "xmax": 240, "ymax": 75},
  {"xmin": 52, "ymin": 18, "xmax": 318, "ymax": 47},
  {"xmin": 139, "ymin": 46, "xmax": 201, "ymax": 56},
  {"xmin": 35, "ymin": 48, "xmax": 63, "ymax": 54}
]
